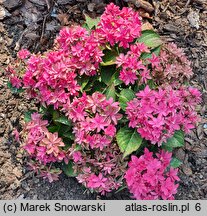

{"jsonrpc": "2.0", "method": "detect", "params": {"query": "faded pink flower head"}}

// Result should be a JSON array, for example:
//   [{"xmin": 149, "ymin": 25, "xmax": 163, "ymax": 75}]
[{"xmin": 17, "ymin": 49, "xmax": 30, "ymax": 60}]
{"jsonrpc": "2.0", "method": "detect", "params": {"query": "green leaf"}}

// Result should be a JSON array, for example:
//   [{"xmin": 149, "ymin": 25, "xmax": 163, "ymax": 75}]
[
  {"xmin": 54, "ymin": 116, "xmax": 72, "ymax": 126},
  {"xmin": 101, "ymin": 49, "xmax": 117, "ymax": 66},
  {"xmin": 79, "ymin": 75, "xmax": 90, "ymax": 91},
  {"xmin": 62, "ymin": 161, "xmax": 77, "ymax": 177},
  {"xmin": 100, "ymin": 65, "xmax": 116, "ymax": 85},
  {"xmin": 137, "ymin": 30, "xmax": 162, "ymax": 48},
  {"xmin": 141, "ymin": 46, "xmax": 161, "ymax": 60},
  {"xmin": 24, "ymin": 110, "xmax": 36, "ymax": 122},
  {"xmin": 119, "ymin": 89, "xmax": 135, "ymax": 111},
  {"xmin": 116, "ymin": 127, "xmax": 143, "ymax": 158},
  {"xmin": 48, "ymin": 125, "xmax": 60, "ymax": 133},
  {"xmin": 105, "ymin": 84, "xmax": 116, "ymax": 101},
  {"xmin": 170, "ymin": 157, "xmax": 182, "ymax": 168},
  {"xmin": 7, "ymin": 81, "xmax": 24, "ymax": 94},
  {"xmin": 112, "ymin": 71, "xmax": 123, "ymax": 86},
  {"xmin": 162, "ymin": 130, "xmax": 184, "ymax": 152},
  {"xmin": 62, "ymin": 132, "xmax": 74, "ymax": 140},
  {"xmin": 92, "ymin": 80, "xmax": 106, "ymax": 93},
  {"xmin": 100, "ymin": 66, "xmax": 122, "ymax": 87},
  {"xmin": 39, "ymin": 105, "xmax": 48, "ymax": 114},
  {"xmin": 84, "ymin": 14, "xmax": 100, "ymax": 29}
]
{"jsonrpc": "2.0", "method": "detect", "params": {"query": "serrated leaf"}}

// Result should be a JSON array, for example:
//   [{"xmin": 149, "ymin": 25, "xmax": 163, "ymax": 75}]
[
  {"xmin": 105, "ymin": 84, "xmax": 116, "ymax": 101},
  {"xmin": 137, "ymin": 30, "xmax": 162, "ymax": 48},
  {"xmin": 84, "ymin": 14, "xmax": 100, "ymax": 29},
  {"xmin": 62, "ymin": 161, "xmax": 77, "ymax": 177},
  {"xmin": 116, "ymin": 127, "xmax": 143, "ymax": 158},
  {"xmin": 162, "ymin": 130, "xmax": 184, "ymax": 152},
  {"xmin": 170, "ymin": 157, "xmax": 182, "ymax": 168},
  {"xmin": 119, "ymin": 89, "xmax": 135, "ymax": 111},
  {"xmin": 54, "ymin": 116, "xmax": 71, "ymax": 126}
]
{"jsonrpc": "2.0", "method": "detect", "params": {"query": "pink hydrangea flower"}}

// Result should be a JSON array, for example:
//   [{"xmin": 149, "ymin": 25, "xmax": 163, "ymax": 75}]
[
  {"xmin": 17, "ymin": 49, "xmax": 30, "ymax": 59},
  {"xmin": 10, "ymin": 76, "xmax": 22, "ymax": 88},
  {"xmin": 71, "ymin": 143, "xmax": 127, "ymax": 195},
  {"xmin": 63, "ymin": 92, "xmax": 122, "ymax": 150},
  {"xmin": 72, "ymin": 151, "xmax": 82, "ymax": 163},
  {"xmin": 125, "ymin": 148, "xmax": 180, "ymax": 200},
  {"xmin": 97, "ymin": 3, "xmax": 142, "ymax": 48},
  {"xmin": 152, "ymin": 43, "xmax": 193, "ymax": 85},
  {"xmin": 126, "ymin": 85, "xmax": 201, "ymax": 145},
  {"xmin": 23, "ymin": 113, "xmax": 68, "ymax": 165},
  {"xmin": 116, "ymin": 43, "xmax": 150, "ymax": 85}
]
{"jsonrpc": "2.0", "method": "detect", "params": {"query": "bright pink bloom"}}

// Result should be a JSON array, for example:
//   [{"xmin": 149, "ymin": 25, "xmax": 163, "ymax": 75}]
[
  {"xmin": 10, "ymin": 76, "xmax": 22, "ymax": 88},
  {"xmin": 72, "ymin": 151, "xmax": 82, "ymax": 163},
  {"xmin": 64, "ymin": 92, "xmax": 122, "ymax": 150},
  {"xmin": 97, "ymin": 3, "xmax": 142, "ymax": 48},
  {"xmin": 126, "ymin": 85, "xmax": 201, "ymax": 145},
  {"xmin": 116, "ymin": 43, "xmax": 150, "ymax": 85},
  {"xmin": 125, "ymin": 148, "xmax": 180, "ymax": 200}
]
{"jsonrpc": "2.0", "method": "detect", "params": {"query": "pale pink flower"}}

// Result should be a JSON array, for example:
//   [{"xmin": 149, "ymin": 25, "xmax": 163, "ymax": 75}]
[{"xmin": 17, "ymin": 49, "xmax": 30, "ymax": 59}]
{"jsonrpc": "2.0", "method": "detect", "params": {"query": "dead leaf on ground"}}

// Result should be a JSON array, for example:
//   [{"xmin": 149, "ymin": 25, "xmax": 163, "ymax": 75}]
[
  {"xmin": 24, "ymin": 32, "xmax": 40, "ymax": 40},
  {"xmin": 0, "ymin": 5, "xmax": 10, "ymax": 20},
  {"xmin": 57, "ymin": 12, "xmax": 70, "ymax": 26},
  {"xmin": 137, "ymin": 8, "xmax": 152, "ymax": 19},
  {"xmin": 28, "ymin": 0, "xmax": 46, "ymax": 7},
  {"xmin": 126, "ymin": 0, "xmax": 154, "ymax": 13},
  {"xmin": 141, "ymin": 21, "xmax": 154, "ymax": 31}
]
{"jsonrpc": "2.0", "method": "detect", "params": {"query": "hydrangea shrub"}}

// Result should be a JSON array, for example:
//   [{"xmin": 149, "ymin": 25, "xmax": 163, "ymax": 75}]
[{"xmin": 6, "ymin": 3, "xmax": 201, "ymax": 199}]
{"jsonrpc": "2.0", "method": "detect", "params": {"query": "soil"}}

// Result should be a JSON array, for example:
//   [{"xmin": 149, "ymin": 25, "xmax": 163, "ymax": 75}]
[{"xmin": 0, "ymin": 0, "xmax": 206, "ymax": 200}]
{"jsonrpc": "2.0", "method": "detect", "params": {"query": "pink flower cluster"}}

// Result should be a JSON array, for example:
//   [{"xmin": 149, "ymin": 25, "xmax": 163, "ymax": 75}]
[
  {"xmin": 97, "ymin": 3, "xmax": 142, "ymax": 48},
  {"xmin": 126, "ymin": 85, "xmax": 201, "ymax": 145},
  {"xmin": 152, "ymin": 43, "xmax": 193, "ymax": 85},
  {"xmin": 28, "ymin": 160, "xmax": 62, "ymax": 183},
  {"xmin": 23, "ymin": 113, "xmax": 68, "ymax": 165},
  {"xmin": 22, "ymin": 50, "xmax": 80, "ymax": 109},
  {"xmin": 6, "ymin": 65, "xmax": 23, "ymax": 89},
  {"xmin": 63, "ymin": 92, "xmax": 122, "ymax": 150},
  {"xmin": 125, "ymin": 148, "xmax": 180, "ymax": 200},
  {"xmin": 116, "ymin": 43, "xmax": 150, "ymax": 85},
  {"xmin": 17, "ymin": 25, "xmax": 104, "ymax": 109},
  {"xmin": 69, "ymin": 143, "xmax": 127, "ymax": 195},
  {"xmin": 17, "ymin": 49, "xmax": 30, "ymax": 60},
  {"xmin": 56, "ymin": 26, "xmax": 103, "ymax": 76}
]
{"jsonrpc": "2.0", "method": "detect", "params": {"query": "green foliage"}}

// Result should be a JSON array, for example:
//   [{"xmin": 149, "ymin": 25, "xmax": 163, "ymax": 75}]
[
  {"xmin": 54, "ymin": 116, "xmax": 72, "ymax": 126},
  {"xmin": 119, "ymin": 89, "xmax": 135, "ymax": 111},
  {"xmin": 116, "ymin": 127, "xmax": 143, "ymax": 158},
  {"xmin": 137, "ymin": 30, "xmax": 162, "ymax": 48},
  {"xmin": 105, "ymin": 84, "xmax": 116, "ymax": 101},
  {"xmin": 7, "ymin": 82, "xmax": 24, "ymax": 94},
  {"xmin": 141, "ymin": 46, "xmax": 161, "ymax": 60},
  {"xmin": 170, "ymin": 157, "xmax": 183, "ymax": 168},
  {"xmin": 24, "ymin": 110, "xmax": 36, "ymax": 122},
  {"xmin": 84, "ymin": 14, "xmax": 100, "ymax": 30},
  {"xmin": 101, "ymin": 49, "xmax": 117, "ymax": 66},
  {"xmin": 62, "ymin": 161, "xmax": 77, "ymax": 177},
  {"xmin": 162, "ymin": 130, "xmax": 184, "ymax": 152}
]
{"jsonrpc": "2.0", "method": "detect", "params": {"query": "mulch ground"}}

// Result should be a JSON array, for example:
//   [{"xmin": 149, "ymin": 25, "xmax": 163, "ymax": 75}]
[{"xmin": 0, "ymin": 0, "xmax": 206, "ymax": 200}]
